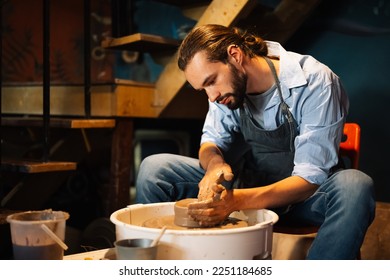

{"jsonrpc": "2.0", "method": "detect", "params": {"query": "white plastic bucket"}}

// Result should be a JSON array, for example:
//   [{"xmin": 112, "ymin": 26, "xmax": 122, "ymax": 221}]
[
  {"xmin": 7, "ymin": 210, "xmax": 69, "ymax": 260},
  {"xmin": 110, "ymin": 202, "xmax": 278, "ymax": 260}
]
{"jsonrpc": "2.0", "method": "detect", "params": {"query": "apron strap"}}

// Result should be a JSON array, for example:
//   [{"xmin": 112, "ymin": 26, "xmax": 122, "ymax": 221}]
[{"xmin": 264, "ymin": 56, "xmax": 294, "ymax": 124}]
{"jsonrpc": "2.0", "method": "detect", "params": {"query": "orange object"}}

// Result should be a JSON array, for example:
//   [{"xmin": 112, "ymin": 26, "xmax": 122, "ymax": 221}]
[{"xmin": 339, "ymin": 123, "xmax": 361, "ymax": 169}]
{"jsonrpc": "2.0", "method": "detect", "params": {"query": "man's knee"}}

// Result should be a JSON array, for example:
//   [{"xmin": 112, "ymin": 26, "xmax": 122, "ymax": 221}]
[
  {"xmin": 336, "ymin": 169, "xmax": 374, "ymax": 196},
  {"xmin": 334, "ymin": 169, "xmax": 375, "ymax": 219}
]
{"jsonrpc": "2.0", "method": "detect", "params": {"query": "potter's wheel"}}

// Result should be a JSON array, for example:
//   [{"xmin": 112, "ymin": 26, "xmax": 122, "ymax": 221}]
[
  {"xmin": 110, "ymin": 202, "xmax": 279, "ymax": 259},
  {"xmin": 142, "ymin": 215, "xmax": 248, "ymax": 230},
  {"xmin": 142, "ymin": 198, "xmax": 248, "ymax": 230}
]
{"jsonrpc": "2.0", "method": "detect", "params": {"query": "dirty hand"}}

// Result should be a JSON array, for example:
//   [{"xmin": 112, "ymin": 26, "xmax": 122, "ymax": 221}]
[
  {"xmin": 198, "ymin": 167, "xmax": 234, "ymax": 201},
  {"xmin": 188, "ymin": 189, "xmax": 235, "ymax": 227}
]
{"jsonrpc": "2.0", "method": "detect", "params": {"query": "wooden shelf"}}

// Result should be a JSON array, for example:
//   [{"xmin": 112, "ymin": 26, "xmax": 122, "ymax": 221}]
[
  {"xmin": 101, "ymin": 33, "xmax": 180, "ymax": 52},
  {"xmin": 1, "ymin": 117, "xmax": 116, "ymax": 129},
  {"xmin": 1, "ymin": 159, "xmax": 77, "ymax": 173},
  {"xmin": 1, "ymin": 83, "xmax": 158, "ymax": 118}
]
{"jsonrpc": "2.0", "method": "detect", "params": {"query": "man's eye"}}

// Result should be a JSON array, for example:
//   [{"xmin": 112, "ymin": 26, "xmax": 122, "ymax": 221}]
[{"xmin": 207, "ymin": 80, "xmax": 215, "ymax": 86}]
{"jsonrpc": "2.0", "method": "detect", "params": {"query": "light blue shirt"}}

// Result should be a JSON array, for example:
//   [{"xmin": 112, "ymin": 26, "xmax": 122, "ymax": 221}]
[{"xmin": 201, "ymin": 41, "xmax": 349, "ymax": 185}]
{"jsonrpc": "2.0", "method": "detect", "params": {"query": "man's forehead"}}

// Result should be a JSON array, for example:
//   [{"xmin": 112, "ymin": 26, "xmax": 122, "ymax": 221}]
[
  {"xmin": 184, "ymin": 52, "xmax": 208, "ymax": 85},
  {"xmin": 189, "ymin": 51, "xmax": 209, "ymax": 67}
]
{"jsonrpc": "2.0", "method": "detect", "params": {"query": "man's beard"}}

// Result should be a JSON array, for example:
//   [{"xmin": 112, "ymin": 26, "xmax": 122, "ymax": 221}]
[{"xmin": 217, "ymin": 62, "xmax": 247, "ymax": 110}]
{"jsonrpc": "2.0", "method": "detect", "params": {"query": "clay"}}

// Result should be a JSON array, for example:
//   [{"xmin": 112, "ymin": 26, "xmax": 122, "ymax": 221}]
[
  {"xmin": 142, "ymin": 198, "xmax": 248, "ymax": 230},
  {"xmin": 174, "ymin": 198, "xmax": 201, "ymax": 227}
]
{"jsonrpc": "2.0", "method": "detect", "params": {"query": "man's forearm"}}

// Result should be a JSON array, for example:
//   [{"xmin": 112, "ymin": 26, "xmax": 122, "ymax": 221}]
[
  {"xmin": 198, "ymin": 142, "xmax": 225, "ymax": 171},
  {"xmin": 232, "ymin": 176, "xmax": 318, "ymax": 210}
]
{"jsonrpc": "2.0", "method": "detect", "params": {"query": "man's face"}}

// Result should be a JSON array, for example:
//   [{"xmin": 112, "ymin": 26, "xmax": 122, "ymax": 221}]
[
  {"xmin": 224, "ymin": 61, "xmax": 247, "ymax": 110},
  {"xmin": 184, "ymin": 51, "xmax": 247, "ymax": 110}
]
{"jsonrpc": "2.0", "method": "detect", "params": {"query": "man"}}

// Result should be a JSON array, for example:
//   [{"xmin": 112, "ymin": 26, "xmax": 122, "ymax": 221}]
[{"xmin": 135, "ymin": 24, "xmax": 375, "ymax": 259}]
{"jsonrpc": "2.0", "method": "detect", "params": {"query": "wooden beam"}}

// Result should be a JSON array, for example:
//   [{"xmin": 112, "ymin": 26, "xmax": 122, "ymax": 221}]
[
  {"xmin": 153, "ymin": 0, "xmax": 210, "ymax": 7},
  {"xmin": 103, "ymin": 118, "xmax": 133, "ymax": 216},
  {"xmin": 153, "ymin": 0, "xmax": 257, "ymax": 116}
]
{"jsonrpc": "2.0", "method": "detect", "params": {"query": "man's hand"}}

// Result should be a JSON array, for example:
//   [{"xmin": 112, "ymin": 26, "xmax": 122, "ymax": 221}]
[
  {"xmin": 198, "ymin": 169, "xmax": 234, "ymax": 201},
  {"xmin": 188, "ymin": 189, "xmax": 235, "ymax": 227}
]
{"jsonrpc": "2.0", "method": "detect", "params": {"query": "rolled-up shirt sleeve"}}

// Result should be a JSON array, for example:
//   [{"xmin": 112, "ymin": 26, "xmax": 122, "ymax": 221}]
[{"xmin": 292, "ymin": 76, "xmax": 349, "ymax": 185}]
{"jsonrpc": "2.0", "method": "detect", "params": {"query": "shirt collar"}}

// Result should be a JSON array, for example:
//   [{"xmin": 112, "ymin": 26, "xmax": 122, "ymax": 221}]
[{"xmin": 266, "ymin": 41, "xmax": 308, "ymax": 89}]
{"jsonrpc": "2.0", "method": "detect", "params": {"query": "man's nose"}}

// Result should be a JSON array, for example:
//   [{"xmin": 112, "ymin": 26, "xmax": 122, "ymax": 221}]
[{"xmin": 206, "ymin": 89, "xmax": 220, "ymax": 103}]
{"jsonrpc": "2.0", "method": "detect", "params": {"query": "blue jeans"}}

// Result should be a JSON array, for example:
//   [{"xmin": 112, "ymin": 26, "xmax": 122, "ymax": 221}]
[{"xmin": 135, "ymin": 153, "xmax": 376, "ymax": 260}]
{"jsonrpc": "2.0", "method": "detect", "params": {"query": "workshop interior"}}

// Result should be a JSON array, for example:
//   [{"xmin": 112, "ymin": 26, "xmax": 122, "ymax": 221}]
[{"xmin": 1, "ymin": 0, "xmax": 390, "ymax": 260}]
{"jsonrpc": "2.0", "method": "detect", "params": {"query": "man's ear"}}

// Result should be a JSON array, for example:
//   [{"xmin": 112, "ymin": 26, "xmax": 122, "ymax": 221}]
[{"xmin": 227, "ymin": 44, "xmax": 242, "ymax": 64}]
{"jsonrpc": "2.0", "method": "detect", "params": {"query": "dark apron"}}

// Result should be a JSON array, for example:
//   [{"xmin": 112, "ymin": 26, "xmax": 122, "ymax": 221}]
[{"xmin": 233, "ymin": 57, "xmax": 298, "ymax": 188}]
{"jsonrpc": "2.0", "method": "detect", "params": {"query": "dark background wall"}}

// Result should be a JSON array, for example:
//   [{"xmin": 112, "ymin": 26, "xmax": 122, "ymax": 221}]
[{"xmin": 285, "ymin": 0, "xmax": 390, "ymax": 202}]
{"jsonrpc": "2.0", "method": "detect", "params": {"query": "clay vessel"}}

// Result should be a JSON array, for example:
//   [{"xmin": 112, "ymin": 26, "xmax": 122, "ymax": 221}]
[{"xmin": 174, "ymin": 198, "xmax": 201, "ymax": 227}]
